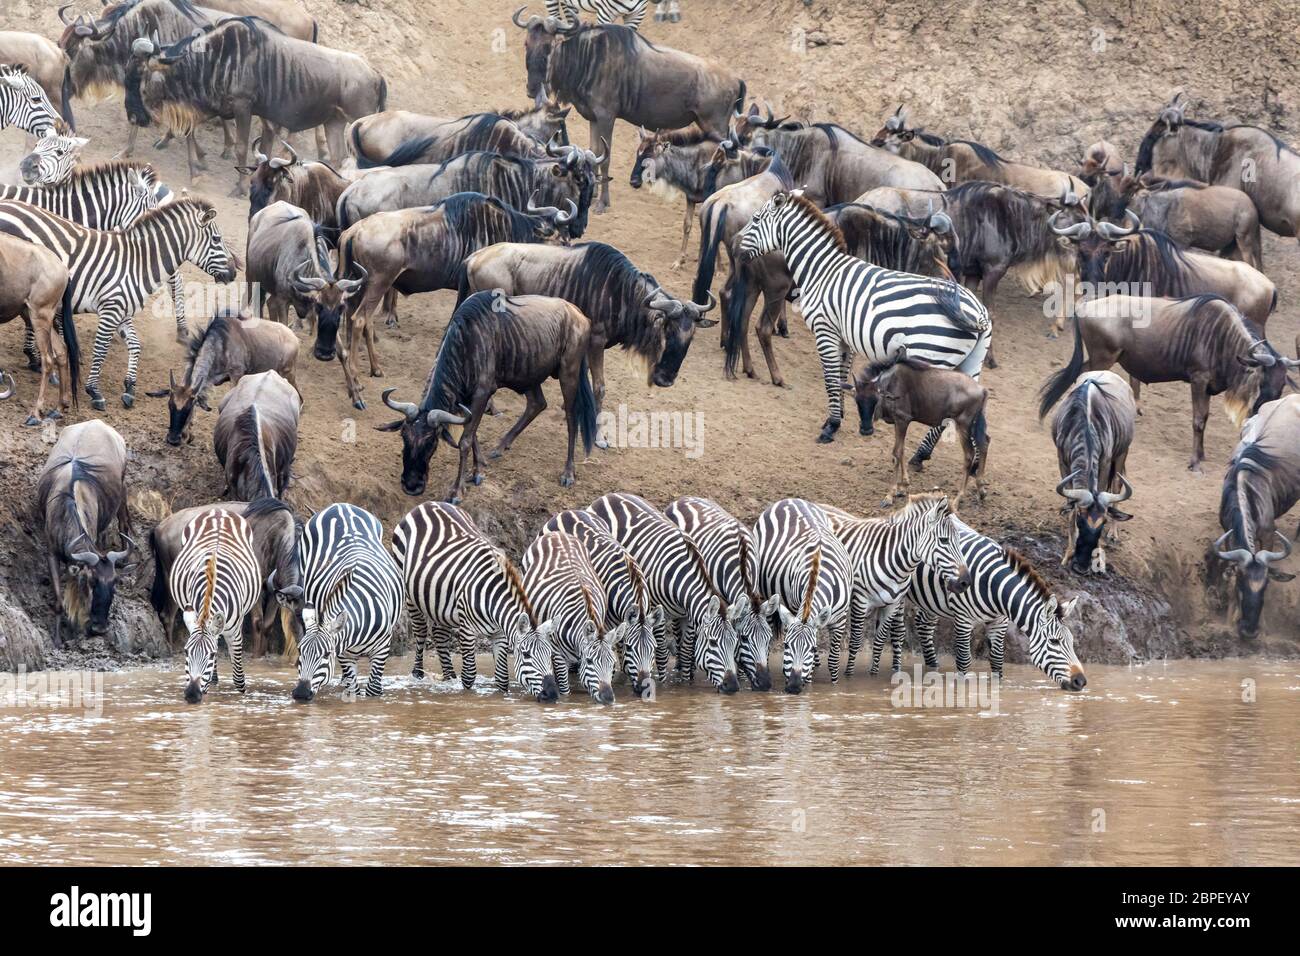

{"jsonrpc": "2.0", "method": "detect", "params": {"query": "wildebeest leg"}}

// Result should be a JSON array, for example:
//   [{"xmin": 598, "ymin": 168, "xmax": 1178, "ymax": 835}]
[
  {"xmin": 491, "ymin": 385, "xmax": 546, "ymax": 460},
  {"xmin": 382, "ymin": 290, "xmax": 399, "ymax": 329},
  {"xmin": 672, "ymin": 201, "xmax": 695, "ymax": 271},
  {"xmin": 727, "ymin": 280, "xmax": 760, "ymax": 380},
  {"xmin": 887, "ymin": 420, "xmax": 910, "ymax": 503},
  {"xmin": 314, "ymin": 126, "xmax": 329, "ymax": 163},
  {"xmin": 230, "ymin": 110, "xmax": 254, "ymax": 198},
  {"xmin": 184, "ymin": 134, "xmax": 203, "ymax": 184},
  {"xmin": 336, "ymin": 320, "xmax": 365, "ymax": 410},
  {"xmin": 46, "ymin": 556, "xmax": 64, "ymax": 648},
  {"xmin": 587, "ymin": 336, "xmax": 609, "ymax": 448},
  {"xmin": 979, "ymin": 267, "xmax": 1006, "ymax": 367},
  {"xmin": 449, "ymin": 391, "xmax": 491, "ymax": 503},
  {"xmin": 811, "ymin": 319, "xmax": 845, "ymax": 442},
  {"xmin": 362, "ymin": 315, "xmax": 384, "ymax": 378},
  {"xmin": 1188, "ymin": 375, "xmax": 1211, "ymax": 472},
  {"xmin": 120, "ymin": 124, "xmax": 141, "ymax": 159},
  {"xmin": 1130, "ymin": 376, "xmax": 1143, "ymax": 415},
  {"xmin": 590, "ymin": 115, "xmax": 615, "ymax": 213},
  {"xmin": 756, "ymin": 295, "xmax": 785, "ymax": 387}
]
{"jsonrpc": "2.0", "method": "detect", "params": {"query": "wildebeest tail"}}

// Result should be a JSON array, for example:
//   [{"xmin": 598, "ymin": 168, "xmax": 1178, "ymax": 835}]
[
  {"xmin": 59, "ymin": 68, "xmax": 76, "ymax": 131},
  {"xmin": 1038, "ymin": 310, "xmax": 1085, "ymax": 419},
  {"xmin": 968, "ymin": 406, "xmax": 988, "ymax": 475},
  {"xmin": 377, "ymin": 75, "xmax": 388, "ymax": 113},
  {"xmin": 148, "ymin": 527, "xmax": 168, "ymax": 618},
  {"xmin": 693, "ymin": 204, "xmax": 725, "ymax": 305},
  {"xmin": 733, "ymin": 80, "xmax": 747, "ymax": 119},
  {"xmin": 576, "ymin": 355, "xmax": 597, "ymax": 456},
  {"xmin": 723, "ymin": 256, "xmax": 749, "ymax": 378},
  {"xmin": 59, "ymin": 283, "xmax": 80, "ymax": 406},
  {"xmin": 455, "ymin": 268, "xmax": 472, "ymax": 309},
  {"xmin": 310, "ymin": 19, "xmax": 319, "ymax": 44}
]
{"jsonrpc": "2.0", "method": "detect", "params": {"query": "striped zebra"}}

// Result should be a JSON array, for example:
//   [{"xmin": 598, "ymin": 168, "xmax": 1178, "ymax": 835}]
[
  {"xmin": 0, "ymin": 198, "xmax": 236, "ymax": 410},
  {"xmin": 664, "ymin": 496, "xmax": 781, "ymax": 691},
  {"xmin": 588, "ymin": 492, "xmax": 740, "ymax": 693},
  {"xmin": 818, "ymin": 495, "xmax": 970, "ymax": 678},
  {"xmin": 541, "ymin": 509, "xmax": 663, "ymax": 695},
  {"xmin": 523, "ymin": 531, "xmax": 619, "ymax": 703},
  {"xmin": 294, "ymin": 504, "xmax": 403, "ymax": 702},
  {"xmin": 0, "ymin": 64, "xmax": 61, "ymax": 136},
  {"xmin": 392, "ymin": 501, "xmax": 559, "ymax": 701},
  {"xmin": 547, "ymin": 0, "xmax": 649, "ymax": 29},
  {"xmin": 753, "ymin": 499, "xmax": 853, "ymax": 691},
  {"xmin": 737, "ymin": 190, "xmax": 991, "ymax": 448},
  {"xmin": 15, "ymin": 132, "xmax": 87, "ymax": 186},
  {"xmin": 170, "ymin": 508, "xmax": 262, "ymax": 704},
  {"xmin": 0, "ymin": 162, "xmax": 190, "ymax": 354},
  {"xmin": 878, "ymin": 518, "xmax": 1088, "ymax": 689}
]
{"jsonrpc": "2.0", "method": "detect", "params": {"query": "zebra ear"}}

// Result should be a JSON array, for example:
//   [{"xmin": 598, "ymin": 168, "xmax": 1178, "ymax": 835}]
[
  {"xmin": 329, "ymin": 610, "xmax": 348, "ymax": 634},
  {"xmin": 1059, "ymin": 596, "xmax": 1079, "ymax": 618},
  {"xmin": 761, "ymin": 594, "xmax": 782, "ymax": 616},
  {"xmin": 511, "ymin": 611, "xmax": 532, "ymax": 638},
  {"xmin": 706, "ymin": 594, "xmax": 721, "ymax": 618},
  {"xmin": 1044, "ymin": 595, "xmax": 1060, "ymax": 616},
  {"xmin": 580, "ymin": 620, "xmax": 598, "ymax": 643},
  {"xmin": 182, "ymin": 609, "xmax": 199, "ymax": 635},
  {"xmin": 813, "ymin": 606, "xmax": 833, "ymax": 628},
  {"xmin": 536, "ymin": 619, "xmax": 557, "ymax": 641},
  {"xmin": 301, "ymin": 606, "xmax": 317, "ymax": 630},
  {"xmin": 776, "ymin": 603, "xmax": 796, "ymax": 629},
  {"xmin": 649, "ymin": 606, "xmax": 665, "ymax": 628}
]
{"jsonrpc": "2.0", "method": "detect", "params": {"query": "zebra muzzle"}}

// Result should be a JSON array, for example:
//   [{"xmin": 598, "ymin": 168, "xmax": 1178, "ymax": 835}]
[
  {"xmin": 291, "ymin": 679, "xmax": 314, "ymax": 702},
  {"xmin": 183, "ymin": 679, "xmax": 204, "ymax": 704},
  {"xmin": 537, "ymin": 674, "xmax": 559, "ymax": 702}
]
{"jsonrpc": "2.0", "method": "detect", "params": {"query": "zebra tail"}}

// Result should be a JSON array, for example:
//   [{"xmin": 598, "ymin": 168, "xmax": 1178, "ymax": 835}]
[
  {"xmin": 59, "ymin": 283, "xmax": 80, "ymax": 406},
  {"xmin": 968, "ymin": 407, "xmax": 988, "ymax": 476},
  {"xmin": 723, "ymin": 260, "xmax": 749, "ymax": 378},
  {"xmin": 692, "ymin": 204, "xmax": 725, "ymax": 306},
  {"xmin": 576, "ymin": 355, "xmax": 597, "ymax": 456},
  {"xmin": 59, "ymin": 68, "xmax": 76, "ymax": 132},
  {"xmin": 1038, "ymin": 309, "xmax": 1085, "ymax": 419}
]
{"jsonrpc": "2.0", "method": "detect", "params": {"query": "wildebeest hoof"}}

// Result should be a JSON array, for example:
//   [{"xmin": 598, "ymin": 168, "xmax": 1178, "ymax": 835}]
[
  {"xmin": 489, "ymin": 448, "xmax": 505, "ymax": 460},
  {"xmin": 595, "ymin": 435, "xmax": 610, "ymax": 450},
  {"xmin": 353, "ymin": 398, "xmax": 366, "ymax": 411},
  {"xmin": 385, "ymin": 316, "xmax": 399, "ymax": 329},
  {"xmin": 23, "ymin": 415, "xmax": 40, "ymax": 427},
  {"xmin": 220, "ymin": 147, "xmax": 233, "ymax": 159},
  {"xmin": 370, "ymin": 369, "xmax": 384, "ymax": 378},
  {"xmin": 859, "ymin": 423, "xmax": 873, "ymax": 436},
  {"xmin": 471, "ymin": 473, "xmax": 484, "ymax": 486},
  {"xmin": 152, "ymin": 137, "xmax": 169, "ymax": 150},
  {"xmin": 560, "ymin": 472, "xmax": 575, "ymax": 488}
]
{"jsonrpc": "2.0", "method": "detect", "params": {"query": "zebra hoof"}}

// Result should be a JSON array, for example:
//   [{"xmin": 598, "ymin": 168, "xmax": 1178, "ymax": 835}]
[
  {"xmin": 121, "ymin": 393, "xmax": 134, "ymax": 409},
  {"xmin": 90, "ymin": 396, "xmax": 106, "ymax": 412},
  {"xmin": 411, "ymin": 668, "xmax": 425, "ymax": 680}
]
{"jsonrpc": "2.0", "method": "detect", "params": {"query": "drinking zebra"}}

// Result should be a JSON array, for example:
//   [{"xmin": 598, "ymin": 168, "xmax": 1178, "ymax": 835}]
[
  {"xmin": 877, "ymin": 518, "xmax": 1088, "ymax": 690},
  {"xmin": 523, "ymin": 531, "xmax": 620, "ymax": 703},
  {"xmin": 588, "ymin": 492, "xmax": 740, "ymax": 693},
  {"xmin": 818, "ymin": 495, "xmax": 970, "ymax": 678},
  {"xmin": 293, "ymin": 503, "xmax": 403, "ymax": 702},
  {"xmin": 0, "ymin": 64, "xmax": 62, "ymax": 136},
  {"xmin": 542, "ymin": 509, "xmax": 663, "ymax": 696},
  {"xmin": 0, "ymin": 198, "xmax": 237, "ymax": 410},
  {"xmin": 753, "ymin": 498, "xmax": 853, "ymax": 691},
  {"xmin": 170, "ymin": 508, "xmax": 263, "ymax": 703},
  {"xmin": 736, "ymin": 190, "xmax": 991, "ymax": 446},
  {"xmin": 664, "ymin": 496, "xmax": 781, "ymax": 691},
  {"xmin": 545, "ymin": 0, "xmax": 649, "ymax": 29},
  {"xmin": 391, "ymin": 501, "xmax": 559, "ymax": 701}
]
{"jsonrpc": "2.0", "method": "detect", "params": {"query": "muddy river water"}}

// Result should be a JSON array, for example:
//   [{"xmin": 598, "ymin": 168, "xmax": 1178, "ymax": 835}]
[{"xmin": 0, "ymin": 658, "xmax": 1296, "ymax": 865}]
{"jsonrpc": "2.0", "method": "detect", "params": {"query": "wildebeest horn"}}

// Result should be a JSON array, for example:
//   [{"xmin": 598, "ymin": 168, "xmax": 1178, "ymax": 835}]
[
  {"xmin": 583, "ymin": 138, "xmax": 608, "ymax": 166},
  {"xmin": 545, "ymin": 131, "xmax": 566, "ymax": 157},
  {"xmin": 131, "ymin": 36, "xmax": 155, "ymax": 57},
  {"xmin": 251, "ymin": 136, "xmax": 268, "ymax": 165},
  {"xmin": 1215, "ymin": 532, "xmax": 1253, "ymax": 566},
  {"xmin": 382, "ymin": 388, "xmax": 419, "ymax": 422},
  {"xmin": 59, "ymin": 5, "xmax": 76, "ymax": 24},
  {"xmin": 691, "ymin": 290, "xmax": 718, "ymax": 315},
  {"xmin": 1095, "ymin": 209, "xmax": 1141, "ymax": 241},
  {"xmin": 70, "ymin": 550, "xmax": 101, "ymax": 567},
  {"xmin": 0, "ymin": 369, "xmax": 14, "ymax": 401},
  {"xmin": 292, "ymin": 260, "xmax": 327, "ymax": 292},
  {"xmin": 280, "ymin": 139, "xmax": 299, "ymax": 165},
  {"xmin": 1048, "ymin": 209, "xmax": 1091, "ymax": 238},
  {"xmin": 928, "ymin": 210, "xmax": 952, "ymax": 234},
  {"xmin": 1259, "ymin": 530, "xmax": 1292, "ymax": 564},
  {"xmin": 107, "ymin": 534, "xmax": 135, "ymax": 565},
  {"xmin": 1097, "ymin": 474, "xmax": 1133, "ymax": 507},
  {"xmin": 1055, "ymin": 471, "xmax": 1094, "ymax": 506},
  {"xmin": 426, "ymin": 407, "xmax": 468, "ymax": 427}
]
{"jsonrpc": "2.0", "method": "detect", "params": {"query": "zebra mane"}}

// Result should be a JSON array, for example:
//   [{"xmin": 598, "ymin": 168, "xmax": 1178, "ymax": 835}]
[
  {"xmin": 1000, "ymin": 547, "xmax": 1058, "ymax": 614},
  {"xmin": 898, "ymin": 492, "xmax": 953, "ymax": 520},
  {"xmin": 198, "ymin": 551, "xmax": 217, "ymax": 626},
  {"xmin": 737, "ymin": 532, "xmax": 759, "ymax": 604},
  {"xmin": 579, "ymin": 581, "xmax": 603, "ymax": 638},
  {"xmin": 801, "ymin": 547, "xmax": 821, "ymax": 620},
  {"xmin": 786, "ymin": 191, "xmax": 847, "ymax": 254},
  {"xmin": 624, "ymin": 552, "xmax": 649, "ymax": 611},
  {"xmin": 126, "ymin": 197, "xmax": 215, "ymax": 231},
  {"xmin": 499, "ymin": 553, "xmax": 538, "ymax": 629},
  {"xmin": 682, "ymin": 533, "xmax": 726, "ymax": 613},
  {"xmin": 65, "ymin": 160, "xmax": 159, "ymax": 189}
]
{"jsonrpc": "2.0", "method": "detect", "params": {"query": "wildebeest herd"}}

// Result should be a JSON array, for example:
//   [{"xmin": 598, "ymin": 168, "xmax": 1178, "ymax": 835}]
[{"xmin": 2, "ymin": 0, "xmax": 1298, "ymax": 705}]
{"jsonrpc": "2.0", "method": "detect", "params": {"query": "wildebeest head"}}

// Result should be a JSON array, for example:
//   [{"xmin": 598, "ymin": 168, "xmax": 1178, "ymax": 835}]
[
  {"xmin": 1234, "ymin": 337, "xmax": 1298, "ymax": 422},
  {"xmin": 296, "ymin": 259, "xmax": 366, "ymax": 362},
  {"xmin": 375, "ymin": 390, "xmax": 470, "ymax": 497},
  {"xmin": 1057, "ymin": 469, "xmax": 1134, "ymax": 575},
  {"xmin": 59, "ymin": 5, "xmax": 124, "ymax": 100},
  {"xmin": 524, "ymin": 191, "xmax": 576, "ymax": 243},
  {"xmin": 1135, "ymin": 93, "xmax": 1188, "ymax": 174},
  {"xmin": 512, "ymin": 6, "xmax": 580, "ymax": 106},
  {"xmin": 237, "ymin": 137, "xmax": 302, "ymax": 219},
  {"xmin": 644, "ymin": 285, "xmax": 717, "ymax": 387},
  {"xmin": 67, "ymin": 533, "xmax": 135, "ymax": 636},
  {"xmin": 1217, "ymin": 530, "xmax": 1293, "ymax": 639},
  {"xmin": 869, "ymin": 104, "xmax": 913, "ymax": 150},
  {"xmin": 1048, "ymin": 205, "xmax": 1140, "ymax": 285},
  {"xmin": 728, "ymin": 101, "xmax": 790, "ymax": 147},
  {"xmin": 18, "ymin": 132, "xmax": 89, "ymax": 185},
  {"xmin": 542, "ymin": 134, "xmax": 603, "ymax": 236},
  {"xmin": 147, "ymin": 367, "xmax": 208, "ymax": 446}
]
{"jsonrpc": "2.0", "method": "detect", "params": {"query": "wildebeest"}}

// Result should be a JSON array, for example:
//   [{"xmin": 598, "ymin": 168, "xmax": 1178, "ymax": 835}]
[
  {"xmin": 129, "ymin": 15, "xmax": 386, "ymax": 194},
  {"xmin": 848, "ymin": 351, "xmax": 989, "ymax": 504},
  {"xmin": 1046, "ymin": 371, "xmax": 1136, "ymax": 575},
  {"xmin": 514, "ymin": 12, "xmax": 746, "ymax": 212},
  {"xmin": 350, "ymin": 111, "xmax": 550, "ymax": 168},
  {"xmin": 345, "ymin": 102, "xmax": 572, "ymax": 166},
  {"xmin": 148, "ymin": 496, "xmax": 304, "ymax": 654},
  {"xmin": 1135, "ymin": 93, "xmax": 1300, "ymax": 242},
  {"xmin": 729, "ymin": 103, "xmax": 944, "ymax": 203},
  {"xmin": 1079, "ymin": 140, "xmax": 1123, "ymax": 179},
  {"xmin": 1085, "ymin": 170, "xmax": 1263, "ymax": 270},
  {"xmin": 335, "ymin": 144, "xmax": 599, "ymax": 236},
  {"xmin": 212, "ymin": 369, "xmax": 301, "ymax": 500},
  {"xmin": 376, "ymin": 290, "xmax": 597, "ymax": 501},
  {"xmin": 629, "ymin": 124, "xmax": 725, "ymax": 268},
  {"xmin": 0, "ymin": 232, "xmax": 74, "ymax": 424},
  {"xmin": 1040, "ymin": 294, "xmax": 1297, "ymax": 470},
  {"xmin": 145, "ymin": 308, "xmax": 299, "ymax": 446},
  {"xmin": 36, "ymin": 420, "xmax": 134, "ymax": 642},
  {"xmin": 1214, "ymin": 394, "xmax": 1300, "ymax": 639},
  {"xmin": 0, "ymin": 29, "xmax": 74, "ymax": 128},
  {"xmin": 459, "ymin": 241, "xmax": 715, "ymax": 417},
  {"xmin": 870, "ymin": 106, "xmax": 1088, "ymax": 198}
]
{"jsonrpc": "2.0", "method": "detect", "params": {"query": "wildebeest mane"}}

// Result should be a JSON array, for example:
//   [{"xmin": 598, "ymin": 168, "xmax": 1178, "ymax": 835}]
[
  {"xmin": 420, "ymin": 290, "xmax": 497, "ymax": 415},
  {"xmin": 1103, "ymin": 228, "xmax": 1196, "ymax": 295},
  {"xmin": 227, "ymin": 406, "xmax": 277, "ymax": 499},
  {"xmin": 1057, "ymin": 378, "xmax": 1108, "ymax": 493},
  {"xmin": 36, "ymin": 458, "xmax": 121, "ymax": 556},
  {"xmin": 437, "ymin": 191, "xmax": 543, "ymax": 245},
  {"xmin": 244, "ymin": 495, "xmax": 302, "ymax": 584},
  {"xmin": 552, "ymin": 242, "xmax": 663, "ymax": 362},
  {"xmin": 1220, "ymin": 442, "xmax": 1280, "ymax": 552},
  {"xmin": 548, "ymin": 23, "xmax": 661, "ymax": 98},
  {"xmin": 828, "ymin": 202, "xmax": 945, "ymax": 274}
]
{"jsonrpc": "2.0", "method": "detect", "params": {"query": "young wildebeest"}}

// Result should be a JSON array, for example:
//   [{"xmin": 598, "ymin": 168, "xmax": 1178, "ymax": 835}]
[
  {"xmin": 213, "ymin": 370, "xmax": 301, "ymax": 501},
  {"xmin": 1041, "ymin": 294, "xmax": 1297, "ymax": 470},
  {"xmin": 515, "ymin": 14, "xmax": 746, "ymax": 211},
  {"xmin": 351, "ymin": 111, "xmax": 549, "ymax": 168},
  {"xmin": 1214, "ymin": 394, "xmax": 1300, "ymax": 639},
  {"xmin": 0, "ymin": 232, "xmax": 74, "ymax": 424},
  {"xmin": 376, "ymin": 291, "xmax": 597, "ymax": 502},
  {"xmin": 240, "ymin": 138, "xmax": 380, "ymax": 227},
  {"xmin": 1079, "ymin": 140, "xmax": 1124, "ymax": 179},
  {"xmin": 629, "ymin": 124, "xmax": 723, "ymax": 269},
  {"xmin": 330, "ymin": 191, "xmax": 573, "ymax": 403},
  {"xmin": 848, "ymin": 352, "xmax": 990, "ymax": 504},
  {"xmin": 146, "ymin": 309, "xmax": 299, "ymax": 446},
  {"xmin": 36, "ymin": 420, "xmax": 134, "ymax": 643},
  {"xmin": 346, "ymin": 103, "xmax": 572, "ymax": 166},
  {"xmin": 149, "ymin": 497, "xmax": 304, "ymax": 655},
  {"xmin": 1047, "ymin": 371, "xmax": 1136, "ymax": 575}
]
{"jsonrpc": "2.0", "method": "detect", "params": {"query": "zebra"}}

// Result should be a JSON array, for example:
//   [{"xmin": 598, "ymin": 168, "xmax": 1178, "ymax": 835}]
[
  {"xmin": 541, "ymin": 509, "xmax": 664, "ymax": 695},
  {"xmin": 0, "ymin": 161, "xmax": 190, "ymax": 357},
  {"xmin": 818, "ymin": 495, "xmax": 971, "ymax": 678},
  {"xmin": 523, "ymin": 531, "xmax": 620, "ymax": 703},
  {"xmin": 0, "ymin": 198, "xmax": 237, "ymax": 411},
  {"xmin": 548, "ymin": 0, "xmax": 649, "ymax": 29},
  {"xmin": 753, "ymin": 499, "xmax": 854, "ymax": 691},
  {"xmin": 664, "ymin": 496, "xmax": 781, "ymax": 691},
  {"xmin": 0, "ymin": 64, "xmax": 62, "ymax": 136},
  {"xmin": 170, "ymin": 508, "xmax": 262, "ymax": 704},
  {"xmin": 293, "ymin": 504, "xmax": 403, "ymax": 702},
  {"xmin": 878, "ymin": 518, "xmax": 1088, "ymax": 690},
  {"xmin": 391, "ymin": 501, "xmax": 559, "ymax": 701},
  {"xmin": 588, "ymin": 493, "xmax": 740, "ymax": 693},
  {"xmin": 15, "ymin": 132, "xmax": 88, "ymax": 186},
  {"xmin": 736, "ymin": 190, "xmax": 991, "ymax": 449}
]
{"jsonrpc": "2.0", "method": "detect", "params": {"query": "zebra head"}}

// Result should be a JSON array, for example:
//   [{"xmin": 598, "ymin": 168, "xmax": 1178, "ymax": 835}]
[
  {"xmin": 577, "ymin": 621, "xmax": 617, "ymax": 704},
  {"xmin": 914, "ymin": 497, "xmax": 971, "ymax": 593},
  {"xmin": 0, "ymin": 66, "xmax": 61, "ymax": 137},
  {"xmin": 693, "ymin": 595, "xmax": 740, "ymax": 694},
  {"xmin": 187, "ymin": 203, "xmax": 238, "ymax": 284},
  {"xmin": 727, "ymin": 593, "xmax": 780, "ymax": 691},
  {"xmin": 181, "ymin": 607, "xmax": 224, "ymax": 704},
  {"xmin": 1027, "ymin": 595, "xmax": 1087, "ymax": 691},
  {"xmin": 292, "ymin": 606, "xmax": 342, "ymax": 702},
  {"xmin": 777, "ymin": 604, "xmax": 830, "ymax": 694},
  {"xmin": 618, "ymin": 604, "xmax": 662, "ymax": 697},
  {"xmin": 18, "ymin": 133, "xmax": 88, "ymax": 185},
  {"xmin": 509, "ymin": 613, "xmax": 560, "ymax": 702},
  {"xmin": 737, "ymin": 190, "xmax": 796, "ymax": 262}
]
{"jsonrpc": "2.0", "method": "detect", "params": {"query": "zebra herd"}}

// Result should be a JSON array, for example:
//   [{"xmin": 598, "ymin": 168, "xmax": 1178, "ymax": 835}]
[{"xmin": 157, "ymin": 486, "xmax": 1085, "ymax": 705}]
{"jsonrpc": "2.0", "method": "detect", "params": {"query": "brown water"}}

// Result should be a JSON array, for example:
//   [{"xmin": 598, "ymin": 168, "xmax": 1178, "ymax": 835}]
[{"xmin": 0, "ymin": 658, "xmax": 1297, "ymax": 866}]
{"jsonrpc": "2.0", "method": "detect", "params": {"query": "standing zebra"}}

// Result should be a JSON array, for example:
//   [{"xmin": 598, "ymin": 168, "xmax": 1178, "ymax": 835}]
[
  {"xmin": 542, "ymin": 509, "xmax": 663, "ymax": 696},
  {"xmin": 753, "ymin": 498, "xmax": 853, "ymax": 691},
  {"xmin": 15, "ymin": 132, "xmax": 87, "ymax": 185},
  {"xmin": 664, "ymin": 496, "xmax": 781, "ymax": 691},
  {"xmin": 0, "ymin": 198, "xmax": 237, "ymax": 410},
  {"xmin": 818, "ymin": 495, "xmax": 970, "ymax": 678},
  {"xmin": 0, "ymin": 64, "xmax": 62, "ymax": 136},
  {"xmin": 391, "ymin": 501, "xmax": 559, "ymax": 701},
  {"xmin": 293, "ymin": 503, "xmax": 403, "ymax": 702},
  {"xmin": 170, "ymin": 508, "xmax": 262, "ymax": 704},
  {"xmin": 523, "ymin": 531, "xmax": 620, "ymax": 703},
  {"xmin": 547, "ymin": 0, "xmax": 649, "ymax": 29},
  {"xmin": 737, "ymin": 190, "xmax": 991, "ymax": 445},
  {"xmin": 588, "ymin": 492, "xmax": 740, "ymax": 693},
  {"xmin": 878, "ymin": 518, "xmax": 1088, "ymax": 689}
]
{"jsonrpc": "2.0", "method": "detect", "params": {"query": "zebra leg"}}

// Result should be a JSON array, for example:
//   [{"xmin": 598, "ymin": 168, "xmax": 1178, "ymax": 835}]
[
  {"xmin": 676, "ymin": 618, "xmax": 696, "ymax": 683},
  {"xmin": 85, "ymin": 304, "xmax": 126, "ymax": 411},
  {"xmin": 812, "ymin": 323, "xmax": 845, "ymax": 443},
  {"xmin": 119, "ymin": 318, "xmax": 142, "ymax": 408},
  {"xmin": 407, "ymin": 601, "xmax": 428, "ymax": 679},
  {"xmin": 952, "ymin": 618, "xmax": 974, "ymax": 673},
  {"xmin": 909, "ymin": 424, "xmax": 946, "ymax": 470},
  {"xmin": 461, "ymin": 632, "xmax": 479, "ymax": 691},
  {"xmin": 654, "ymin": 616, "xmax": 669, "ymax": 684},
  {"xmin": 341, "ymin": 660, "xmax": 360, "ymax": 698},
  {"xmin": 434, "ymin": 628, "xmax": 456, "ymax": 681},
  {"xmin": 986, "ymin": 619, "xmax": 1008, "ymax": 678},
  {"xmin": 229, "ymin": 630, "xmax": 246, "ymax": 694},
  {"xmin": 915, "ymin": 608, "xmax": 940, "ymax": 669},
  {"xmin": 364, "ymin": 646, "xmax": 390, "ymax": 697},
  {"xmin": 492, "ymin": 638, "xmax": 509, "ymax": 694},
  {"xmin": 553, "ymin": 651, "xmax": 571, "ymax": 695},
  {"xmin": 23, "ymin": 323, "xmax": 39, "ymax": 371},
  {"xmin": 170, "ymin": 273, "xmax": 188, "ymax": 342}
]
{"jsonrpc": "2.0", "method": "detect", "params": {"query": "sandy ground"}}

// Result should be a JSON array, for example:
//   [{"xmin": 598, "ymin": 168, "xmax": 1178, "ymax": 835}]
[{"xmin": 0, "ymin": 0, "xmax": 1297, "ymax": 668}]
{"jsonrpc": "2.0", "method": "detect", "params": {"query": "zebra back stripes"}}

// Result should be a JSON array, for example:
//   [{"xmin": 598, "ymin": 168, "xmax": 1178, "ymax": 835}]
[
  {"xmin": 296, "ymin": 503, "xmax": 403, "ymax": 700},
  {"xmin": 546, "ymin": 0, "xmax": 649, "ymax": 28},
  {"xmin": 170, "ymin": 508, "xmax": 262, "ymax": 702},
  {"xmin": 0, "ymin": 65, "xmax": 61, "ymax": 135},
  {"xmin": 392, "ymin": 502, "xmax": 559, "ymax": 700}
]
